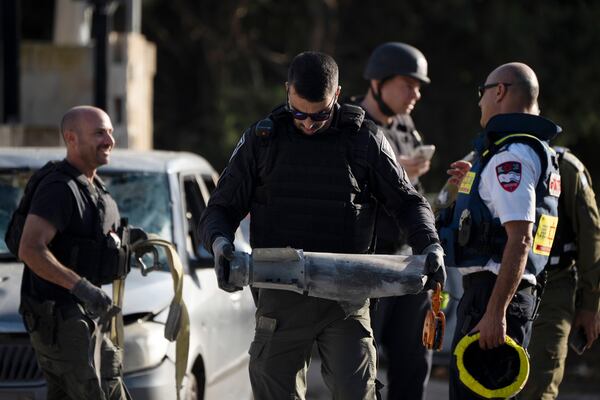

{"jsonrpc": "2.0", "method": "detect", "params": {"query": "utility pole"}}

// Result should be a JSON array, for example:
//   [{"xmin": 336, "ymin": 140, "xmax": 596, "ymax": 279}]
[
  {"xmin": 91, "ymin": 0, "xmax": 116, "ymax": 111},
  {"xmin": 1, "ymin": 0, "xmax": 21, "ymax": 123}
]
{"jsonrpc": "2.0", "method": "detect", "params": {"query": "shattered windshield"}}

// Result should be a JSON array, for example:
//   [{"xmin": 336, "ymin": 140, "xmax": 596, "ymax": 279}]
[
  {"xmin": 99, "ymin": 171, "xmax": 172, "ymax": 242},
  {"xmin": 0, "ymin": 169, "xmax": 172, "ymax": 257}
]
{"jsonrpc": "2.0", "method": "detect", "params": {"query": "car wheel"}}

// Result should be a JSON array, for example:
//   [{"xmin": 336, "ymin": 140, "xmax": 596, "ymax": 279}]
[{"xmin": 181, "ymin": 373, "xmax": 199, "ymax": 400}]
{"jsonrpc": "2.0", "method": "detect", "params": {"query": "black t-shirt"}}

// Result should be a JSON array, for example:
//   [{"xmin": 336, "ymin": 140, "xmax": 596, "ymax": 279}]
[{"xmin": 20, "ymin": 160, "xmax": 120, "ymax": 303}]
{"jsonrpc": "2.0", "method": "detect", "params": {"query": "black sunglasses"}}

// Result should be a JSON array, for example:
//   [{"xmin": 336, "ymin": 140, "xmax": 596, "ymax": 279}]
[
  {"xmin": 478, "ymin": 82, "xmax": 512, "ymax": 100},
  {"xmin": 286, "ymin": 94, "xmax": 337, "ymax": 122}
]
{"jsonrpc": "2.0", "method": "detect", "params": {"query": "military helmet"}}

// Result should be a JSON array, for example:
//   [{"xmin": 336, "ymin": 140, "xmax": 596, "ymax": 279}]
[
  {"xmin": 363, "ymin": 42, "xmax": 430, "ymax": 84},
  {"xmin": 454, "ymin": 333, "xmax": 530, "ymax": 399}
]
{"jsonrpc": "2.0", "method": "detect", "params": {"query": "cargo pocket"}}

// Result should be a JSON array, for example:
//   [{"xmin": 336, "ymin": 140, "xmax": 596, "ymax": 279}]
[
  {"xmin": 21, "ymin": 311, "xmax": 38, "ymax": 333},
  {"xmin": 26, "ymin": 300, "xmax": 58, "ymax": 347},
  {"xmin": 36, "ymin": 353, "xmax": 72, "ymax": 375},
  {"xmin": 248, "ymin": 316, "xmax": 277, "ymax": 366},
  {"xmin": 101, "ymin": 340, "xmax": 123, "ymax": 379},
  {"xmin": 58, "ymin": 314, "xmax": 93, "ymax": 356},
  {"xmin": 507, "ymin": 292, "xmax": 535, "ymax": 324}
]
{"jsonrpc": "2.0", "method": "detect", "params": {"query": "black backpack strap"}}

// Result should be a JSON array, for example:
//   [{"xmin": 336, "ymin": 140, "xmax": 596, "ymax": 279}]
[
  {"xmin": 336, "ymin": 103, "xmax": 365, "ymax": 134},
  {"xmin": 252, "ymin": 106, "xmax": 290, "ymax": 180},
  {"xmin": 65, "ymin": 178, "xmax": 86, "ymax": 217},
  {"xmin": 4, "ymin": 160, "xmax": 85, "ymax": 256}
]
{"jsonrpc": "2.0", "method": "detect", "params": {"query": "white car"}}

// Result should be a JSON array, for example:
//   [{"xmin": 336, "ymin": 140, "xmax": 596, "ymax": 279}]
[{"xmin": 0, "ymin": 147, "xmax": 255, "ymax": 400}]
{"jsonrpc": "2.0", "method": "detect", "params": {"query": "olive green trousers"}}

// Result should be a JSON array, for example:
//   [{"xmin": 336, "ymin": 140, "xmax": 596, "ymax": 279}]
[
  {"xmin": 24, "ymin": 300, "xmax": 128, "ymax": 400},
  {"xmin": 249, "ymin": 289, "xmax": 379, "ymax": 400},
  {"xmin": 520, "ymin": 267, "xmax": 577, "ymax": 400}
]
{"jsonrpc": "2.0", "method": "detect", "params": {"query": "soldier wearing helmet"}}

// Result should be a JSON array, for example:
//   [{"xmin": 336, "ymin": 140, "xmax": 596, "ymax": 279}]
[{"xmin": 348, "ymin": 42, "xmax": 435, "ymax": 400}]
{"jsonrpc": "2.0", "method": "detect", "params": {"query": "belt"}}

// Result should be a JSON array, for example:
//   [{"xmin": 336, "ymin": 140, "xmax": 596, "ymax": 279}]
[{"xmin": 462, "ymin": 271, "xmax": 535, "ymax": 294}]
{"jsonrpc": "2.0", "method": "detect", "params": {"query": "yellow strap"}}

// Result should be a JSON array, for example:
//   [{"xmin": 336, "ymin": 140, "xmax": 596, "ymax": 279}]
[
  {"xmin": 482, "ymin": 133, "xmax": 541, "ymax": 157},
  {"xmin": 110, "ymin": 278, "xmax": 126, "ymax": 347},
  {"xmin": 130, "ymin": 235, "xmax": 191, "ymax": 400}
]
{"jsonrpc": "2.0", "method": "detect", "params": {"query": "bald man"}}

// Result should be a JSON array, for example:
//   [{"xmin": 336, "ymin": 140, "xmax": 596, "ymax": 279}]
[
  {"xmin": 437, "ymin": 63, "xmax": 562, "ymax": 399},
  {"xmin": 17, "ymin": 106, "xmax": 129, "ymax": 399}
]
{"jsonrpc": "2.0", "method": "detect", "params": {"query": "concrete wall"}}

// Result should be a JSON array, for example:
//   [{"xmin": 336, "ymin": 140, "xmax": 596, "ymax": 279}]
[
  {"xmin": 20, "ymin": 42, "xmax": 94, "ymax": 130},
  {"xmin": 0, "ymin": 124, "xmax": 61, "ymax": 147},
  {"xmin": 15, "ymin": 33, "xmax": 155, "ymax": 149},
  {"xmin": 108, "ymin": 32, "xmax": 156, "ymax": 149}
]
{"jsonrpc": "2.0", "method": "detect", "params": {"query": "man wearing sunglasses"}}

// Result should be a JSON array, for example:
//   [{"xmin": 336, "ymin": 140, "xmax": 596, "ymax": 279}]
[
  {"xmin": 347, "ymin": 42, "xmax": 435, "ymax": 400},
  {"xmin": 437, "ymin": 62, "xmax": 562, "ymax": 399},
  {"xmin": 199, "ymin": 51, "xmax": 445, "ymax": 400}
]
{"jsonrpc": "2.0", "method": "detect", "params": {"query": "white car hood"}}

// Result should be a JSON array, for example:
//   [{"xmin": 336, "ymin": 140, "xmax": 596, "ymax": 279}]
[
  {"xmin": 0, "ymin": 262, "xmax": 173, "ymax": 333},
  {"xmin": 0, "ymin": 261, "xmax": 26, "ymax": 332},
  {"xmin": 106, "ymin": 267, "xmax": 174, "ymax": 316}
]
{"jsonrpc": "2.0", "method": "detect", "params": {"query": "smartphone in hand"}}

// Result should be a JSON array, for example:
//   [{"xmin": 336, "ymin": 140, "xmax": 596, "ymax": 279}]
[
  {"xmin": 413, "ymin": 145, "xmax": 436, "ymax": 161},
  {"xmin": 569, "ymin": 328, "xmax": 587, "ymax": 355}
]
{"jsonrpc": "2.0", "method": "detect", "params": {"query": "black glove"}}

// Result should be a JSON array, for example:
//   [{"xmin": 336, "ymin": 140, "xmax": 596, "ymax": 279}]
[
  {"xmin": 212, "ymin": 236, "xmax": 242, "ymax": 293},
  {"xmin": 422, "ymin": 243, "xmax": 446, "ymax": 291},
  {"xmin": 71, "ymin": 278, "xmax": 120, "ymax": 330}
]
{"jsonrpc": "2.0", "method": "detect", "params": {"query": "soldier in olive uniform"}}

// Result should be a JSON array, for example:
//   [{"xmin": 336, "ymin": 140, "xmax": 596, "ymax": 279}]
[{"xmin": 521, "ymin": 148, "xmax": 600, "ymax": 400}]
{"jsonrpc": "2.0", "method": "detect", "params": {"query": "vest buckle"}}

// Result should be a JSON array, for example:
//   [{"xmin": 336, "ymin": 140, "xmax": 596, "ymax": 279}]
[{"xmin": 458, "ymin": 209, "xmax": 472, "ymax": 246}]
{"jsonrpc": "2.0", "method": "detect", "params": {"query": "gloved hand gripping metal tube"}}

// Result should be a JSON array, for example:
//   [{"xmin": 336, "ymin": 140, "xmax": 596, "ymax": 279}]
[{"xmin": 229, "ymin": 247, "xmax": 441, "ymax": 302}]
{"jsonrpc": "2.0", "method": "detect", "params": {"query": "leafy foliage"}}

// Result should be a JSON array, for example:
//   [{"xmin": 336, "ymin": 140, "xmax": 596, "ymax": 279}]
[{"xmin": 142, "ymin": 0, "xmax": 600, "ymax": 193}]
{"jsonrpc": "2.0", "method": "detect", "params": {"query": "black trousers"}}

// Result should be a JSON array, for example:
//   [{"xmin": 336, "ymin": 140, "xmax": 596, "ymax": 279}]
[
  {"xmin": 449, "ymin": 271, "xmax": 536, "ymax": 400},
  {"xmin": 371, "ymin": 292, "xmax": 432, "ymax": 400}
]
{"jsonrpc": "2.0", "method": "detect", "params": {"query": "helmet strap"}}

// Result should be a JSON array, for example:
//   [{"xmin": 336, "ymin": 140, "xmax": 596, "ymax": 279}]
[{"xmin": 371, "ymin": 80, "xmax": 396, "ymax": 117}]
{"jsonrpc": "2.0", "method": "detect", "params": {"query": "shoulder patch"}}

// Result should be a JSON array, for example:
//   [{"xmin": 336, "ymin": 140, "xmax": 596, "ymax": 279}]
[
  {"xmin": 549, "ymin": 172, "xmax": 561, "ymax": 197},
  {"xmin": 229, "ymin": 133, "xmax": 246, "ymax": 162},
  {"xmin": 381, "ymin": 134, "xmax": 397, "ymax": 163},
  {"xmin": 579, "ymin": 171, "xmax": 590, "ymax": 189},
  {"xmin": 496, "ymin": 161, "xmax": 521, "ymax": 192}
]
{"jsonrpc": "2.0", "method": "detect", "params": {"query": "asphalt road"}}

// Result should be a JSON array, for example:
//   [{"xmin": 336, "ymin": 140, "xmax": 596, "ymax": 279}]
[
  {"xmin": 305, "ymin": 357, "xmax": 600, "ymax": 400},
  {"xmin": 305, "ymin": 357, "xmax": 448, "ymax": 400}
]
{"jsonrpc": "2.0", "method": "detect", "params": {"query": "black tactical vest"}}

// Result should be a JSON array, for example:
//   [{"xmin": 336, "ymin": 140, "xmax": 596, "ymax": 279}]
[
  {"xmin": 49, "ymin": 174, "xmax": 124, "ymax": 285},
  {"xmin": 35, "ymin": 163, "xmax": 123, "ymax": 285},
  {"xmin": 250, "ymin": 104, "xmax": 377, "ymax": 253},
  {"xmin": 438, "ymin": 114, "xmax": 562, "ymax": 277}
]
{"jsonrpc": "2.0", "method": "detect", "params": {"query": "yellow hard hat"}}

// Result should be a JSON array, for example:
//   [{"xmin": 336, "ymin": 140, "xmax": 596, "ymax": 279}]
[{"xmin": 454, "ymin": 332, "xmax": 529, "ymax": 399}]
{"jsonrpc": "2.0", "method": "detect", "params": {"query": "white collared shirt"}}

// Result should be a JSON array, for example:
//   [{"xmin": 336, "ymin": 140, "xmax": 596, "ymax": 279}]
[{"xmin": 458, "ymin": 143, "xmax": 542, "ymax": 284}]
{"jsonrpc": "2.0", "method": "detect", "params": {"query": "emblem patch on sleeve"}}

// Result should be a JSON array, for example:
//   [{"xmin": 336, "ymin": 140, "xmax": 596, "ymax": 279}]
[
  {"xmin": 496, "ymin": 161, "xmax": 521, "ymax": 192},
  {"xmin": 549, "ymin": 172, "xmax": 561, "ymax": 197}
]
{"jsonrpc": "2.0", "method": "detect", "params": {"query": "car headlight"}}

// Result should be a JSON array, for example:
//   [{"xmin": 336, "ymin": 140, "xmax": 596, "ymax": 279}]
[{"xmin": 123, "ymin": 320, "xmax": 170, "ymax": 373}]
